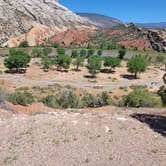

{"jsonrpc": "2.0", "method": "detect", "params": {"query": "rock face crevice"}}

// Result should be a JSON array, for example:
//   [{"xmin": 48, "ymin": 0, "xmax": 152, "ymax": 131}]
[
  {"xmin": 0, "ymin": 0, "xmax": 93, "ymax": 44},
  {"xmin": 147, "ymin": 30, "xmax": 166, "ymax": 52}
]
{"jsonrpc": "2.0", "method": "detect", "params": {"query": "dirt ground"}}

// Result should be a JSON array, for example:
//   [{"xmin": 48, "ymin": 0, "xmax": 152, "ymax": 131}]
[
  {"xmin": 0, "ymin": 107, "xmax": 165, "ymax": 166},
  {"xmin": 0, "ymin": 56, "xmax": 166, "ymax": 166},
  {"xmin": 0, "ymin": 57, "xmax": 164, "ymax": 94}
]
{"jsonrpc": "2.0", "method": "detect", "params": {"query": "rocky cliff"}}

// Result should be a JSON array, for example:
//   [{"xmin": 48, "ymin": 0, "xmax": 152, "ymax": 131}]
[
  {"xmin": 147, "ymin": 30, "xmax": 166, "ymax": 52},
  {"xmin": 0, "ymin": 0, "xmax": 94, "ymax": 46}
]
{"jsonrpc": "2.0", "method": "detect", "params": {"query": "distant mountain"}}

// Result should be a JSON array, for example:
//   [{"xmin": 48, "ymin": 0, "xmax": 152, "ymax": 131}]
[
  {"xmin": 137, "ymin": 22, "xmax": 166, "ymax": 29},
  {"xmin": 77, "ymin": 13, "xmax": 122, "ymax": 28}
]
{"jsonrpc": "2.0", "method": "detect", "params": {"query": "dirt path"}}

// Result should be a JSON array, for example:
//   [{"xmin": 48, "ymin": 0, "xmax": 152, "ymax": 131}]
[
  {"xmin": 0, "ymin": 108, "xmax": 165, "ymax": 166},
  {"xmin": 0, "ymin": 69, "xmax": 164, "ymax": 91}
]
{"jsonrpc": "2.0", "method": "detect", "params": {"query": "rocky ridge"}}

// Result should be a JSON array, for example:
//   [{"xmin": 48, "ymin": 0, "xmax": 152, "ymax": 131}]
[{"xmin": 0, "ymin": 0, "xmax": 95, "ymax": 46}]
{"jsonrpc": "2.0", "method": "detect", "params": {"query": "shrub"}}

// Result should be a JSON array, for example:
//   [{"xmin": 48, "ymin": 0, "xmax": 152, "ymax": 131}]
[
  {"xmin": 32, "ymin": 86, "xmax": 42, "ymax": 91},
  {"xmin": 83, "ymin": 92, "xmax": 112, "ymax": 108},
  {"xmin": 57, "ymin": 48, "xmax": 65, "ymax": 55},
  {"xmin": 41, "ymin": 56, "xmax": 53, "ymax": 71},
  {"xmin": 80, "ymin": 49, "xmax": 87, "ymax": 57},
  {"xmin": 4, "ymin": 49, "xmax": 31, "ymax": 73},
  {"xmin": 8, "ymin": 91, "xmax": 34, "ymax": 106},
  {"xmin": 156, "ymin": 55, "xmax": 165, "ymax": 63},
  {"xmin": 118, "ymin": 48, "xmax": 126, "ymax": 59},
  {"xmin": 56, "ymin": 54, "xmax": 72, "ymax": 69},
  {"xmin": 71, "ymin": 49, "xmax": 79, "ymax": 58},
  {"xmin": 43, "ymin": 95, "xmax": 59, "ymax": 108},
  {"xmin": 31, "ymin": 48, "xmax": 43, "ymax": 58},
  {"xmin": 97, "ymin": 49, "xmax": 103, "ymax": 56},
  {"xmin": 16, "ymin": 86, "xmax": 29, "ymax": 91},
  {"xmin": 19, "ymin": 40, "xmax": 29, "ymax": 47},
  {"xmin": 73, "ymin": 57, "xmax": 84, "ymax": 71},
  {"xmin": 57, "ymin": 91, "xmax": 81, "ymax": 108},
  {"xmin": 127, "ymin": 56, "xmax": 147, "ymax": 78},
  {"xmin": 158, "ymin": 86, "xmax": 166, "ymax": 105},
  {"xmin": 122, "ymin": 88, "xmax": 162, "ymax": 108},
  {"xmin": 53, "ymin": 42, "xmax": 59, "ymax": 48},
  {"xmin": 163, "ymin": 73, "xmax": 166, "ymax": 85},
  {"xmin": 87, "ymin": 56, "xmax": 102, "ymax": 77},
  {"xmin": 87, "ymin": 49, "xmax": 95, "ymax": 57},
  {"xmin": 42, "ymin": 47, "xmax": 52, "ymax": 56},
  {"xmin": 43, "ymin": 90, "xmax": 81, "ymax": 109},
  {"xmin": 103, "ymin": 57, "xmax": 121, "ymax": 71}
]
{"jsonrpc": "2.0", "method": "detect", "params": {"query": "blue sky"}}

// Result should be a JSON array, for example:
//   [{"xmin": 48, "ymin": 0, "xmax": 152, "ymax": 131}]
[{"xmin": 60, "ymin": 0, "xmax": 166, "ymax": 23}]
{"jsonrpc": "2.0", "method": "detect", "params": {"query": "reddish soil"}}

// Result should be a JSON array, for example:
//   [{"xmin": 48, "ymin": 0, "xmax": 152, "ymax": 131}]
[
  {"xmin": 49, "ymin": 27, "xmax": 96, "ymax": 46},
  {"xmin": 105, "ymin": 27, "xmax": 152, "ymax": 50}
]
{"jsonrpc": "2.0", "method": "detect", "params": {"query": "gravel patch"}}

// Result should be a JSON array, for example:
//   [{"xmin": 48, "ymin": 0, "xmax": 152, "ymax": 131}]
[{"xmin": 0, "ymin": 108, "xmax": 165, "ymax": 166}]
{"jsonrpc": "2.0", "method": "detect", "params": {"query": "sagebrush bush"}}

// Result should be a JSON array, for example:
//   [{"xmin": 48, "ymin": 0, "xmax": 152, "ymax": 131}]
[
  {"xmin": 43, "ymin": 91, "xmax": 112, "ymax": 109},
  {"xmin": 43, "ymin": 95, "xmax": 59, "ymax": 108},
  {"xmin": 121, "ymin": 88, "xmax": 162, "ymax": 108},
  {"xmin": 8, "ymin": 91, "xmax": 34, "ymax": 106},
  {"xmin": 43, "ymin": 90, "xmax": 82, "ymax": 109},
  {"xmin": 83, "ymin": 92, "xmax": 112, "ymax": 108},
  {"xmin": 58, "ymin": 91, "xmax": 82, "ymax": 108}
]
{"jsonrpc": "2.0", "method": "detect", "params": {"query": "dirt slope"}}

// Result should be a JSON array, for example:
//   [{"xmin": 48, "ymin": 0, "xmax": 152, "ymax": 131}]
[{"xmin": 0, "ymin": 107, "xmax": 165, "ymax": 166}]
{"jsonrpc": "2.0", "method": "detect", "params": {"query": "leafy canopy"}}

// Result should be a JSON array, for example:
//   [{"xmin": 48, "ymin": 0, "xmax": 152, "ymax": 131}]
[
  {"xmin": 19, "ymin": 40, "xmax": 29, "ymax": 48},
  {"xmin": 56, "ymin": 54, "xmax": 72, "ymax": 69},
  {"xmin": 73, "ymin": 57, "xmax": 84, "ymax": 71},
  {"xmin": 42, "ymin": 47, "xmax": 52, "ymax": 56},
  {"xmin": 127, "ymin": 56, "xmax": 147, "ymax": 78},
  {"xmin": 4, "ymin": 49, "xmax": 31, "ymax": 72},
  {"xmin": 103, "ymin": 57, "xmax": 121, "ymax": 69},
  {"xmin": 87, "ymin": 56, "xmax": 102, "ymax": 77}
]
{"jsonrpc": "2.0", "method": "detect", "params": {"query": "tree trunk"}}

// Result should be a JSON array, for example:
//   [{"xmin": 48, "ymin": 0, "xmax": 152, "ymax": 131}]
[
  {"xmin": 134, "ymin": 72, "xmax": 137, "ymax": 79},
  {"xmin": 76, "ymin": 64, "xmax": 79, "ymax": 71}
]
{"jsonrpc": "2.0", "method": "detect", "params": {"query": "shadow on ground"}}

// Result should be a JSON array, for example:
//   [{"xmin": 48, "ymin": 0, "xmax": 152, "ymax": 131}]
[
  {"xmin": 120, "ymin": 74, "xmax": 137, "ymax": 80},
  {"xmin": 131, "ymin": 113, "xmax": 166, "ymax": 137},
  {"xmin": 100, "ymin": 69, "xmax": 115, "ymax": 74}
]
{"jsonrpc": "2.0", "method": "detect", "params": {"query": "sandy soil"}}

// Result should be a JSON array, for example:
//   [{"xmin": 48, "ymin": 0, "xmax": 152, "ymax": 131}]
[
  {"xmin": 0, "ymin": 58, "xmax": 164, "ymax": 94},
  {"xmin": 0, "ymin": 107, "xmax": 165, "ymax": 166}
]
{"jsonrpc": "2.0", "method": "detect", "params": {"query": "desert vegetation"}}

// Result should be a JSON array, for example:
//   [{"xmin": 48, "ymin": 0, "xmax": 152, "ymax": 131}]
[{"xmin": 0, "ymin": 43, "xmax": 165, "ymax": 112}]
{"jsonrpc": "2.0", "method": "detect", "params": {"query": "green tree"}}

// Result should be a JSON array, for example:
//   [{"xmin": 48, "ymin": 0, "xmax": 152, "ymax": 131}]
[
  {"xmin": 19, "ymin": 40, "xmax": 29, "ymax": 48},
  {"xmin": 80, "ymin": 49, "xmax": 87, "ymax": 57},
  {"xmin": 57, "ymin": 54, "xmax": 72, "ymax": 69},
  {"xmin": 157, "ymin": 74, "xmax": 166, "ymax": 105},
  {"xmin": 158, "ymin": 86, "xmax": 166, "ymax": 105},
  {"xmin": 52, "ymin": 42, "xmax": 59, "ymax": 48},
  {"xmin": 87, "ymin": 49, "xmax": 95, "ymax": 57},
  {"xmin": 57, "ymin": 47, "xmax": 65, "ymax": 55},
  {"xmin": 118, "ymin": 48, "xmax": 126, "ymax": 59},
  {"xmin": 71, "ymin": 49, "xmax": 79, "ymax": 58},
  {"xmin": 31, "ymin": 48, "xmax": 43, "ymax": 58},
  {"xmin": 103, "ymin": 57, "xmax": 121, "ymax": 71},
  {"xmin": 41, "ymin": 56, "xmax": 53, "ymax": 71},
  {"xmin": 97, "ymin": 49, "xmax": 103, "ymax": 56},
  {"xmin": 127, "ymin": 56, "xmax": 147, "ymax": 78},
  {"xmin": 87, "ymin": 56, "xmax": 102, "ymax": 77},
  {"xmin": 73, "ymin": 57, "xmax": 84, "ymax": 71},
  {"xmin": 4, "ymin": 49, "xmax": 31, "ymax": 73},
  {"xmin": 42, "ymin": 47, "xmax": 52, "ymax": 56}
]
